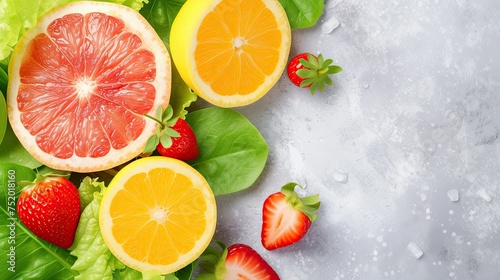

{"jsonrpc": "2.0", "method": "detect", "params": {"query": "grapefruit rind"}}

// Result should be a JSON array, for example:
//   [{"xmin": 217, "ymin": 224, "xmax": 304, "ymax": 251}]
[
  {"xmin": 99, "ymin": 156, "xmax": 217, "ymax": 274},
  {"xmin": 7, "ymin": 1, "xmax": 171, "ymax": 172},
  {"xmin": 170, "ymin": 0, "xmax": 291, "ymax": 108}
]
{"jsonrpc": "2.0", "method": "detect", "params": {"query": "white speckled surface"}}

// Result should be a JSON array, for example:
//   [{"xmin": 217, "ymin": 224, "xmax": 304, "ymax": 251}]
[{"xmin": 214, "ymin": 0, "xmax": 500, "ymax": 279}]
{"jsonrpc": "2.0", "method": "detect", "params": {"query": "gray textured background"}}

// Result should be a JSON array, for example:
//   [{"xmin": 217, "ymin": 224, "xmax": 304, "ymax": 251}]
[{"xmin": 214, "ymin": 0, "xmax": 500, "ymax": 279}]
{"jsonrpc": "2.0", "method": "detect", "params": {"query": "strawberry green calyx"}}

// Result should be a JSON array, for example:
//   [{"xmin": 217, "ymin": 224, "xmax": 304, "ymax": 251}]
[
  {"xmin": 18, "ymin": 171, "xmax": 70, "ymax": 189},
  {"xmin": 280, "ymin": 182, "xmax": 321, "ymax": 222},
  {"xmin": 297, "ymin": 53, "xmax": 343, "ymax": 95},
  {"xmin": 143, "ymin": 105, "xmax": 180, "ymax": 153}
]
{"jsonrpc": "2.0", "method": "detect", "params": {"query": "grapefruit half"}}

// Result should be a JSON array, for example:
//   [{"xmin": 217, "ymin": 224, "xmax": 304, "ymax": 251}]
[{"xmin": 7, "ymin": 2, "xmax": 171, "ymax": 172}]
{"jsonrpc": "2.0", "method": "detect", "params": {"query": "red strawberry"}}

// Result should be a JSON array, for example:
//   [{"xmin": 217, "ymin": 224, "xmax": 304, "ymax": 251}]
[
  {"xmin": 261, "ymin": 182, "xmax": 320, "ymax": 250},
  {"xmin": 156, "ymin": 118, "xmax": 199, "ymax": 161},
  {"xmin": 17, "ymin": 175, "xmax": 81, "ymax": 249},
  {"xmin": 143, "ymin": 105, "xmax": 199, "ymax": 161},
  {"xmin": 287, "ymin": 52, "xmax": 342, "ymax": 94},
  {"xmin": 198, "ymin": 241, "xmax": 280, "ymax": 280}
]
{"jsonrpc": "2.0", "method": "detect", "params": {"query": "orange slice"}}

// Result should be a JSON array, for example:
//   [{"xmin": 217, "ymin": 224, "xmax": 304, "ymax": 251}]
[
  {"xmin": 99, "ymin": 156, "xmax": 217, "ymax": 274},
  {"xmin": 170, "ymin": 0, "xmax": 291, "ymax": 107},
  {"xmin": 7, "ymin": 2, "xmax": 171, "ymax": 172}
]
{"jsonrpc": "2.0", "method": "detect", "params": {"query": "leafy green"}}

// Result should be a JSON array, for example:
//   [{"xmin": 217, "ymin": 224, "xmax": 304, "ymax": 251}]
[
  {"xmin": 0, "ymin": 0, "xmax": 70, "ymax": 60},
  {"xmin": 278, "ymin": 0, "xmax": 324, "ymax": 29},
  {"xmin": 0, "ymin": 121, "xmax": 43, "ymax": 169},
  {"xmin": 0, "ymin": 92, "xmax": 6, "ymax": 145},
  {"xmin": 70, "ymin": 177, "xmax": 115, "ymax": 280},
  {"xmin": 174, "ymin": 262, "xmax": 196, "ymax": 280},
  {"xmin": 0, "ymin": 162, "xmax": 77, "ymax": 280},
  {"xmin": 140, "ymin": 0, "xmax": 187, "ymax": 44},
  {"xmin": 168, "ymin": 49, "xmax": 197, "ymax": 120},
  {"xmin": 113, "ymin": 266, "xmax": 142, "ymax": 280},
  {"xmin": 186, "ymin": 108, "xmax": 269, "ymax": 196},
  {"xmin": 77, "ymin": 176, "xmax": 106, "ymax": 211},
  {"xmin": 0, "ymin": 60, "xmax": 8, "ymax": 95}
]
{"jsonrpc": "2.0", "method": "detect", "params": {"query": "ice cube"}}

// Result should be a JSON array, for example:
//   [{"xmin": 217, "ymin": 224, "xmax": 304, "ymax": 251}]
[
  {"xmin": 447, "ymin": 189, "xmax": 459, "ymax": 202},
  {"xmin": 476, "ymin": 188, "xmax": 492, "ymax": 202},
  {"xmin": 333, "ymin": 170, "xmax": 348, "ymax": 184},
  {"xmin": 407, "ymin": 242, "xmax": 424, "ymax": 259},
  {"xmin": 322, "ymin": 16, "xmax": 340, "ymax": 34}
]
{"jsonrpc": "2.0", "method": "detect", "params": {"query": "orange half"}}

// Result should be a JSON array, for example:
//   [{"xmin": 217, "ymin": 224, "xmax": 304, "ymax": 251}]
[
  {"xmin": 99, "ymin": 156, "xmax": 217, "ymax": 274},
  {"xmin": 170, "ymin": 0, "xmax": 291, "ymax": 107}
]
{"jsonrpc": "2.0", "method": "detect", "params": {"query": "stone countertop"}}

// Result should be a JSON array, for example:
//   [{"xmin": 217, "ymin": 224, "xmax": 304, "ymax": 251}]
[{"xmin": 214, "ymin": 0, "xmax": 500, "ymax": 279}]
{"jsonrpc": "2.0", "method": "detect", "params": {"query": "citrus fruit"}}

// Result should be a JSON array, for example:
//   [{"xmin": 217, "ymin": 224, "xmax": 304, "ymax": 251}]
[
  {"xmin": 7, "ymin": 2, "xmax": 171, "ymax": 172},
  {"xmin": 99, "ymin": 156, "xmax": 217, "ymax": 274},
  {"xmin": 170, "ymin": 0, "xmax": 291, "ymax": 108}
]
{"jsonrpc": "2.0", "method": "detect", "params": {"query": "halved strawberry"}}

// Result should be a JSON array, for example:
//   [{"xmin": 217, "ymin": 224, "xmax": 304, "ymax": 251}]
[
  {"xmin": 17, "ymin": 174, "xmax": 81, "ymax": 249},
  {"xmin": 197, "ymin": 241, "xmax": 280, "ymax": 280},
  {"xmin": 261, "ymin": 182, "xmax": 320, "ymax": 250}
]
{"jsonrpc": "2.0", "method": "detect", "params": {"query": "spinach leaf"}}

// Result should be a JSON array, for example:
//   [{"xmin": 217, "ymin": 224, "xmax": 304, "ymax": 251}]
[
  {"xmin": 278, "ymin": 0, "xmax": 324, "ymax": 29},
  {"xmin": 0, "ymin": 121, "xmax": 43, "ymax": 169},
  {"xmin": 140, "ymin": 0, "xmax": 187, "ymax": 44},
  {"xmin": 186, "ymin": 108, "xmax": 268, "ymax": 196},
  {"xmin": 0, "ymin": 93, "xmax": 6, "ymax": 145},
  {"xmin": 0, "ymin": 163, "xmax": 77, "ymax": 280}
]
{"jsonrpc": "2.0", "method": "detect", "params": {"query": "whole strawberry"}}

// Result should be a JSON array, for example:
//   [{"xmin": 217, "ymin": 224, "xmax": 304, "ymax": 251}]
[
  {"xmin": 198, "ymin": 241, "xmax": 280, "ymax": 280},
  {"xmin": 156, "ymin": 118, "xmax": 198, "ymax": 161},
  {"xmin": 144, "ymin": 105, "xmax": 199, "ymax": 161},
  {"xmin": 287, "ymin": 52, "xmax": 342, "ymax": 94},
  {"xmin": 17, "ymin": 175, "xmax": 81, "ymax": 249},
  {"xmin": 261, "ymin": 182, "xmax": 320, "ymax": 250}
]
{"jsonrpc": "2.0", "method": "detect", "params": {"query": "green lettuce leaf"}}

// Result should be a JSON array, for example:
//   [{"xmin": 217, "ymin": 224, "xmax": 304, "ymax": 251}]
[
  {"xmin": 0, "ymin": 0, "xmax": 71, "ymax": 60},
  {"xmin": 70, "ymin": 177, "xmax": 115, "ymax": 280},
  {"xmin": 0, "ymin": 162, "xmax": 77, "ymax": 280},
  {"xmin": 168, "ymin": 50, "xmax": 197, "ymax": 120},
  {"xmin": 77, "ymin": 176, "xmax": 106, "ymax": 211},
  {"xmin": 186, "ymin": 108, "xmax": 269, "ymax": 196},
  {"xmin": 0, "ymin": 92, "xmax": 6, "ymax": 145}
]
